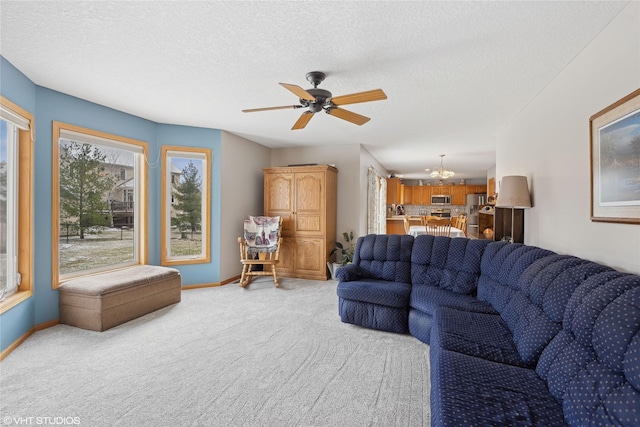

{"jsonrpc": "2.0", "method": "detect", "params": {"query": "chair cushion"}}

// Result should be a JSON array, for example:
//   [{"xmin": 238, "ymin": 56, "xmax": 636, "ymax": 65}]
[
  {"xmin": 243, "ymin": 215, "xmax": 280, "ymax": 255},
  {"xmin": 336, "ymin": 279, "xmax": 411, "ymax": 309}
]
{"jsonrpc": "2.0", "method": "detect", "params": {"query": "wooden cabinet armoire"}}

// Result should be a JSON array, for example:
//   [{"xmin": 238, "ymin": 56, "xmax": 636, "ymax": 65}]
[{"xmin": 263, "ymin": 165, "xmax": 337, "ymax": 280}]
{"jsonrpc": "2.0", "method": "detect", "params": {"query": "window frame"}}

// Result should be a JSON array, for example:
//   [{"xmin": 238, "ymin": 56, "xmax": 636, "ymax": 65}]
[
  {"xmin": 51, "ymin": 121, "xmax": 148, "ymax": 288},
  {"xmin": 160, "ymin": 145, "xmax": 211, "ymax": 266},
  {"xmin": 0, "ymin": 96, "xmax": 34, "ymax": 314}
]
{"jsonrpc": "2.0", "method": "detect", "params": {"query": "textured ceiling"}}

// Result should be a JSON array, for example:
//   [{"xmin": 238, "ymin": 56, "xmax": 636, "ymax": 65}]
[{"xmin": 0, "ymin": 1, "xmax": 629, "ymax": 179}]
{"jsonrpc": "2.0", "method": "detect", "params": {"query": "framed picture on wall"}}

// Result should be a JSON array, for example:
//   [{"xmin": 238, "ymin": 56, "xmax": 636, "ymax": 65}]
[{"xmin": 590, "ymin": 88, "xmax": 640, "ymax": 224}]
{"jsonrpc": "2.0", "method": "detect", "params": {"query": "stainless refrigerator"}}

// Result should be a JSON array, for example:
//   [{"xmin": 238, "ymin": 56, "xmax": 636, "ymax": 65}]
[{"xmin": 466, "ymin": 193, "xmax": 485, "ymax": 236}]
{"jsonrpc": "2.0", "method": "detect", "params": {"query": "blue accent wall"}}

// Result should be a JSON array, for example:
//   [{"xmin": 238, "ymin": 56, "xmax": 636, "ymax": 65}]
[
  {"xmin": 156, "ymin": 124, "xmax": 222, "ymax": 284},
  {"xmin": 0, "ymin": 56, "xmax": 223, "ymax": 353}
]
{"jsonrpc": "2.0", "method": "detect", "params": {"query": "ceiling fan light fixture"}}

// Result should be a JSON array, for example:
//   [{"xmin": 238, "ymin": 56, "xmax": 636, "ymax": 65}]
[
  {"xmin": 242, "ymin": 71, "xmax": 387, "ymax": 129},
  {"xmin": 429, "ymin": 154, "xmax": 455, "ymax": 179}
]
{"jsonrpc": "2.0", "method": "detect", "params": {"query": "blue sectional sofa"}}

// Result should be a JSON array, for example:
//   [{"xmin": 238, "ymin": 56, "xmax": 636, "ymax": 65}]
[{"xmin": 336, "ymin": 234, "xmax": 640, "ymax": 427}]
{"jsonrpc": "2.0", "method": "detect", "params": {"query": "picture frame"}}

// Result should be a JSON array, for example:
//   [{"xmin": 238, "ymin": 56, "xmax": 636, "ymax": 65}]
[{"xmin": 590, "ymin": 88, "xmax": 640, "ymax": 224}]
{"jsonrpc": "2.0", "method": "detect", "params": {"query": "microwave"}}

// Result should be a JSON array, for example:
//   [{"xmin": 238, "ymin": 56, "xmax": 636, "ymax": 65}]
[{"xmin": 431, "ymin": 194, "xmax": 452, "ymax": 205}]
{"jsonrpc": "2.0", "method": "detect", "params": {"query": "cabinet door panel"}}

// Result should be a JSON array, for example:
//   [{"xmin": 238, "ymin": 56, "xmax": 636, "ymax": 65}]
[
  {"xmin": 265, "ymin": 173, "xmax": 294, "ymax": 212},
  {"xmin": 294, "ymin": 238, "xmax": 325, "ymax": 277},
  {"xmin": 276, "ymin": 237, "xmax": 294, "ymax": 273},
  {"xmin": 296, "ymin": 215, "xmax": 322, "ymax": 234},
  {"xmin": 386, "ymin": 220, "xmax": 406, "ymax": 235},
  {"xmin": 295, "ymin": 173, "xmax": 323, "ymax": 213},
  {"xmin": 403, "ymin": 186, "xmax": 415, "ymax": 204},
  {"xmin": 433, "ymin": 186, "xmax": 451, "ymax": 195},
  {"xmin": 451, "ymin": 186, "xmax": 466, "ymax": 205}
]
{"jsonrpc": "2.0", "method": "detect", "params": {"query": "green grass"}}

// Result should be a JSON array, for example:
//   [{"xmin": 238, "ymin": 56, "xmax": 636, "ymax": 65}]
[
  {"xmin": 59, "ymin": 228, "xmax": 135, "ymax": 275},
  {"xmin": 59, "ymin": 228, "xmax": 204, "ymax": 274},
  {"xmin": 169, "ymin": 231, "xmax": 202, "ymax": 257}
]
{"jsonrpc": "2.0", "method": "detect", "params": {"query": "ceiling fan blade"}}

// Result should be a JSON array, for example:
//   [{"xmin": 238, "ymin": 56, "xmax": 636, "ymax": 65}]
[
  {"xmin": 279, "ymin": 83, "xmax": 317, "ymax": 101},
  {"xmin": 292, "ymin": 111, "xmax": 314, "ymax": 130},
  {"xmin": 330, "ymin": 89, "xmax": 387, "ymax": 106},
  {"xmin": 242, "ymin": 105, "xmax": 301, "ymax": 113},
  {"xmin": 326, "ymin": 107, "xmax": 370, "ymax": 126}
]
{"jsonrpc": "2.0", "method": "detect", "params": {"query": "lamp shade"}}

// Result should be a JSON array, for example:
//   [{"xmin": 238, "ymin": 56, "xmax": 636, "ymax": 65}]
[{"xmin": 496, "ymin": 176, "xmax": 531, "ymax": 208}]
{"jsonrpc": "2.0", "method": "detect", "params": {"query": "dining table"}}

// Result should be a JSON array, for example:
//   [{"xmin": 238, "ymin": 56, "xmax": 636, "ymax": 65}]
[{"xmin": 408, "ymin": 225, "xmax": 466, "ymax": 238}]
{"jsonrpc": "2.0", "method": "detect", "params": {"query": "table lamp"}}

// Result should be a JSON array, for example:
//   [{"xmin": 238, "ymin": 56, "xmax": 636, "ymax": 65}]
[{"xmin": 495, "ymin": 176, "xmax": 531, "ymax": 243}]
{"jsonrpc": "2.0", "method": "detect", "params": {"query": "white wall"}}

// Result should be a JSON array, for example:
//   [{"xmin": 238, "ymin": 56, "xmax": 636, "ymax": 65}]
[
  {"xmin": 497, "ymin": 2, "xmax": 640, "ymax": 274},
  {"xmin": 270, "ymin": 144, "xmax": 361, "ymax": 241},
  {"xmin": 220, "ymin": 131, "xmax": 271, "ymax": 281}
]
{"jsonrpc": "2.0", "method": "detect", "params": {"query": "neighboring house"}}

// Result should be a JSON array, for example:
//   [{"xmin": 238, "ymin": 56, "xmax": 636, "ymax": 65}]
[
  {"xmin": 103, "ymin": 163, "xmax": 135, "ymax": 228},
  {"xmin": 169, "ymin": 164, "xmax": 182, "ymax": 221}
]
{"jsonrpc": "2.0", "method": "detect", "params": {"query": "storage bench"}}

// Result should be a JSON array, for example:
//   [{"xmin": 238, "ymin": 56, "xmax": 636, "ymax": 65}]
[{"xmin": 59, "ymin": 265, "xmax": 181, "ymax": 331}]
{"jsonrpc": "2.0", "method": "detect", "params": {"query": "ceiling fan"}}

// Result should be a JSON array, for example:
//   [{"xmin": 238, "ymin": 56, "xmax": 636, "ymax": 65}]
[{"xmin": 242, "ymin": 71, "xmax": 387, "ymax": 130}]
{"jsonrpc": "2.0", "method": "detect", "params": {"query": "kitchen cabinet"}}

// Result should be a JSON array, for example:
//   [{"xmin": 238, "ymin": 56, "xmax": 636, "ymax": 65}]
[
  {"xmin": 450, "ymin": 186, "xmax": 466, "ymax": 205},
  {"xmin": 387, "ymin": 178, "xmax": 402, "ymax": 204},
  {"xmin": 386, "ymin": 219, "xmax": 406, "ymax": 235},
  {"xmin": 403, "ymin": 186, "xmax": 416, "ymax": 204},
  {"xmin": 466, "ymin": 185, "xmax": 487, "ymax": 195},
  {"xmin": 419, "ymin": 186, "xmax": 431, "ymax": 203},
  {"xmin": 386, "ymin": 217, "xmax": 421, "ymax": 234},
  {"xmin": 405, "ymin": 185, "xmax": 430, "ymax": 204},
  {"xmin": 394, "ymin": 184, "xmax": 488, "ymax": 205},
  {"xmin": 432, "ymin": 186, "xmax": 451, "ymax": 196},
  {"xmin": 264, "ymin": 165, "xmax": 337, "ymax": 280}
]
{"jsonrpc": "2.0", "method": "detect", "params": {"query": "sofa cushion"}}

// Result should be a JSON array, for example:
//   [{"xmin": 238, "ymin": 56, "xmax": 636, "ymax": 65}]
[
  {"xmin": 410, "ymin": 285, "xmax": 496, "ymax": 315},
  {"xmin": 536, "ymin": 272, "xmax": 640, "ymax": 426},
  {"xmin": 430, "ymin": 348, "xmax": 567, "ymax": 427},
  {"xmin": 501, "ymin": 256, "xmax": 613, "ymax": 365},
  {"xmin": 431, "ymin": 306, "xmax": 528, "ymax": 367},
  {"xmin": 477, "ymin": 242, "xmax": 555, "ymax": 312},
  {"xmin": 336, "ymin": 279, "xmax": 411, "ymax": 309},
  {"xmin": 411, "ymin": 235, "xmax": 489, "ymax": 294},
  {"xmin": 352, "ymin": 234, "xmax": 414, "ymax": 284}
]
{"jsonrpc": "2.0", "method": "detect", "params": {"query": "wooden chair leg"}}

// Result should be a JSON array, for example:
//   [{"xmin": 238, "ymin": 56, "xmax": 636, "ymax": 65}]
[
  {"xmin": 239, "ymin": 264, "xmax": 248, "ymax": 287},
  {"xmin": 272, "ymin": 265, "xmax": 279, "ymax": 287}
]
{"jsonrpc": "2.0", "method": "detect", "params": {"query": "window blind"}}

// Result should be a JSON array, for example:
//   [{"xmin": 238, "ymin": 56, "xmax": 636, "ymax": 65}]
[
  {"xmin": 0, "ymin": 105, "xmax": 30, "ymax": 130},
  {"xmin": 59, "ymin": 129, "xmax": 144, "ymax": 154}
]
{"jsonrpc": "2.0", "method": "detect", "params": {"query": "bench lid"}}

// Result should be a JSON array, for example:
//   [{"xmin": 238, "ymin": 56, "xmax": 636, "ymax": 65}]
[{"xmin": 59, "ymin": 265, "xmax": 180, "ymax": 296}]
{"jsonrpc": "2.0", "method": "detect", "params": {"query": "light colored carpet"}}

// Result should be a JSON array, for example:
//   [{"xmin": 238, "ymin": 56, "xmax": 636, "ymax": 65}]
[{"xmin": 0, "ymin": 278, "xmax": 430, "ymax": 426}]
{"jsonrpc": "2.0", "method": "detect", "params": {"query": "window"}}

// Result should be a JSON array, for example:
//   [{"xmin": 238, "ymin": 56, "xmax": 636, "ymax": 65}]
[
  {"xmin": 0, "ymin": 96, "xmax": 34, "ymax": 312},
  {"xmin": 160, "ymin": 146, "xmax": 210, "ymax": 265},
  {"xmin": 1, "ymin": 119, "xmax": 18, "ymax": 300},
  {"xmin": 52, "ymin": 122, "xmax": 148, "ymax": 286}
]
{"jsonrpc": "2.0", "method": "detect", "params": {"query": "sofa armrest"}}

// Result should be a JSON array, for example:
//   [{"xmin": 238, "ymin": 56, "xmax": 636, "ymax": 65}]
[{"xmin": 336, "ymin": 264, "xmax": 363, "ymax": 282}]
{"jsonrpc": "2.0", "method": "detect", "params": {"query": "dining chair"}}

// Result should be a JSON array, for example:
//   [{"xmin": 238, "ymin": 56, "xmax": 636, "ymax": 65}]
[
  {"xmin": 421, "ymin": 215, "xmax": 438, "ymax": 226},
  {"xmin": 425, "ymin": 218, "xmax": 452, "ymax": 237},
  {"xmin": 456, "ymin": 215, "xmax": 468, "ymax": 236},
  {"xmin": 238, "ymin": 216, "xmax": 283, "ymax": 287},
  {"xmin": 403, "ymin": 215, "xmax": 411, "ymax": 234}
]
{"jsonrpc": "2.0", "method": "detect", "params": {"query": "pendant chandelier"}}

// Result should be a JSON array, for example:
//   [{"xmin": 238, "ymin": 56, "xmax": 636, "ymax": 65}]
[{"xmin": 429, "ymin": 154, "xmax": 455, "ymax": 179}]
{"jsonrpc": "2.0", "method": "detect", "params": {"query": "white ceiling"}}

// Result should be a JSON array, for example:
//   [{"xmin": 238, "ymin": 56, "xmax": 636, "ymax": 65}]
[{"xmin": 0, "ymin": 1, "xmax": 629, "ymax": 180}]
